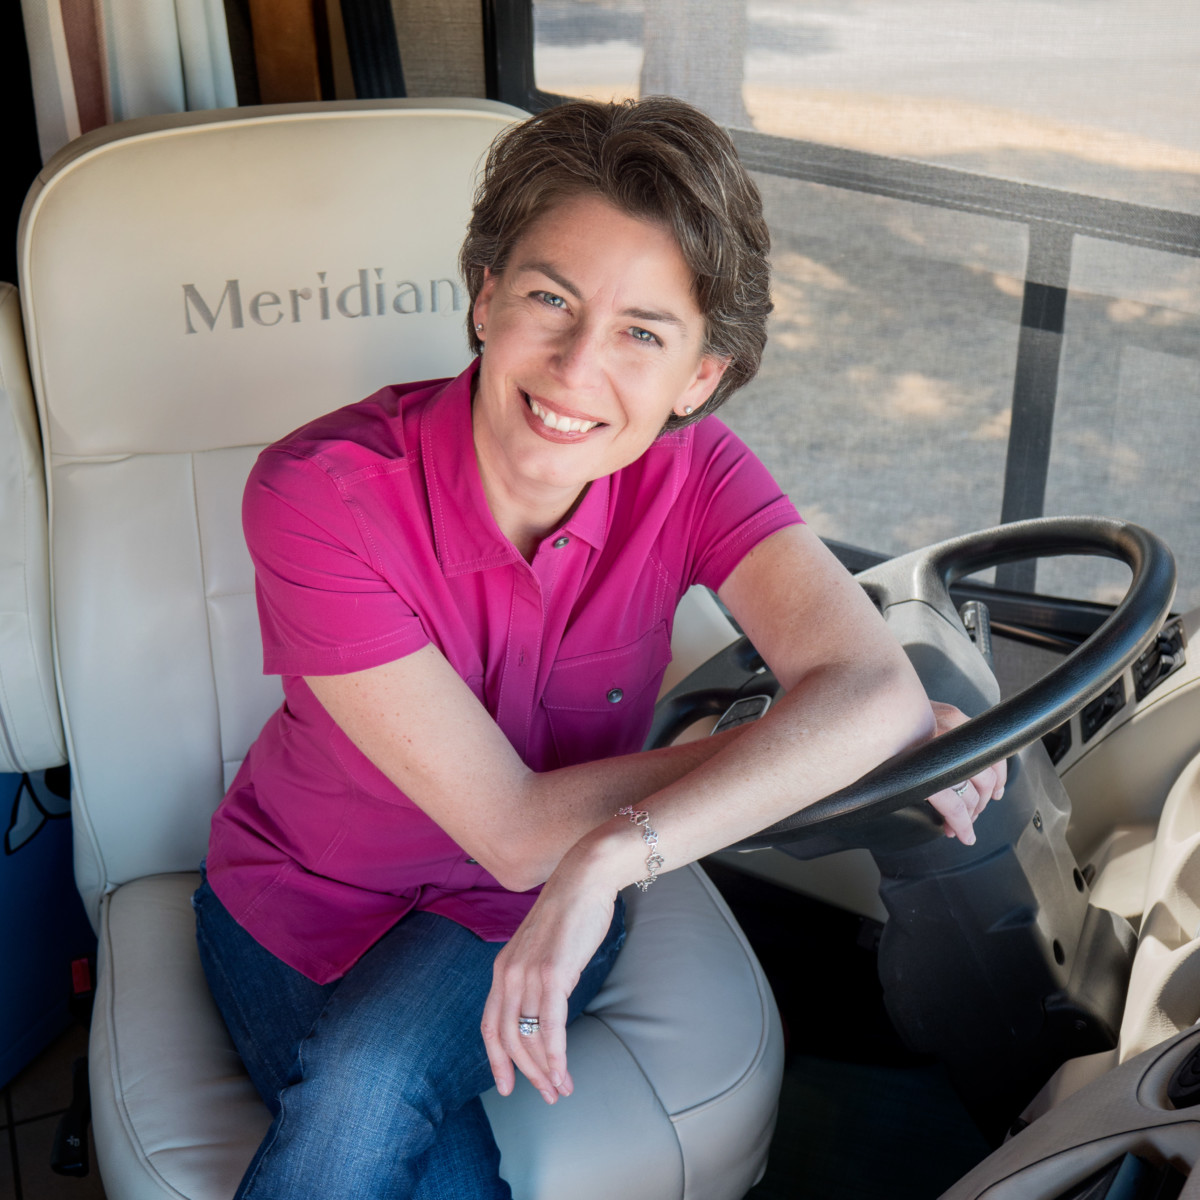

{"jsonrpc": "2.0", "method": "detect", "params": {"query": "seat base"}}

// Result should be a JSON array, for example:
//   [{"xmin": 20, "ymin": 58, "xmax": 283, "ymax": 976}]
[{"xmin": 91, "ymin": 865, "xmax": 782, "ymax": 1200}]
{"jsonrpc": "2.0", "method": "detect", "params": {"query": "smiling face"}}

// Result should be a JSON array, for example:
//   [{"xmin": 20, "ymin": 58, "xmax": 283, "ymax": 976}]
[{"xmin": 470, "ymin": 192, "xmax": 727, "ymax": 540}]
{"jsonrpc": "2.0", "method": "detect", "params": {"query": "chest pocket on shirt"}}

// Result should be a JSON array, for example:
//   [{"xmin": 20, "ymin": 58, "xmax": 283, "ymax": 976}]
[{"xmin": 541, "ymin": 623, "xmax": 673, "ymax": 767}]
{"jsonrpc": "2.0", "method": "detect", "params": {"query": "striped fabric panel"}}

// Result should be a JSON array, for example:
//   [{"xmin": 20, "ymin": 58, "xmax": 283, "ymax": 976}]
[
  {"xmin": 20, "ymin": 0, "xmax": 237, "ymax": 163},
  {"xmin": 59, "ymin": 0, "xmax": 108, "ymax": 135}
]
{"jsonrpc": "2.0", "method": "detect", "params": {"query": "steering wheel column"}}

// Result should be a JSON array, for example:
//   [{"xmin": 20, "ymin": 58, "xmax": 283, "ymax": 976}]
[{"xmin": 869, "ymin": 592, "xmax": 1136, "ymax": 1138}]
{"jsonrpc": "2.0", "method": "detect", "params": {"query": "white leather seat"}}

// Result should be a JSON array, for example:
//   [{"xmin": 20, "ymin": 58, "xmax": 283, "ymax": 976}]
[
  {"xmin": 0, "ymin": 281, "xmax": 64, "ymax": 776},
  {"xmin": 994, "ymin": 637, "xmax": 1200, "ymax": 1145},
  {"xmin": 1119, "ymin": 742, "xmax": 1200, "ymax": 1062},
  {"xmin": 15, "ymin": 99, "xmax": 783, "ymax": 1199},
  {"xmin": 944, "ymin": 719, "xmax": 1200, "ymax": 1197}
]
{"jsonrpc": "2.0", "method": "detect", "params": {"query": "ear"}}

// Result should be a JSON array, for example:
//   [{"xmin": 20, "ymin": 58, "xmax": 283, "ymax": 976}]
[
  {"xmin": 675, "ymin": 354, "xmax": 729, "ymax": 417},
  {"xmin": 473, "ymin": 268, "xmax": 497, "ymax": 335}
]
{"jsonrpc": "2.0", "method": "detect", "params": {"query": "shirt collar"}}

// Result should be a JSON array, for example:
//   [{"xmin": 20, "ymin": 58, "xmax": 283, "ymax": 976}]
[
  {"xmin": 421, "ymin": 361, "xmax": 519, "ymax": 577},
  {"xmin": 420, "ymin": 360, "xmax": 611, "ymax": 575},
  {"xmin": 559, "ymin": 473, "xmax": 610, "ymax": 550}
]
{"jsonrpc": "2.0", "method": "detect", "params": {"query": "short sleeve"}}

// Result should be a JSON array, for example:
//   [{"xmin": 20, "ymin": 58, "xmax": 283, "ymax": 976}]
[
  {"xmin": 244, "ymin": 447, "xmax": 430, "ymax": 677},
  {"xmin": 676, "ymin": 419, "xmax": 805, "ymax": 592}
]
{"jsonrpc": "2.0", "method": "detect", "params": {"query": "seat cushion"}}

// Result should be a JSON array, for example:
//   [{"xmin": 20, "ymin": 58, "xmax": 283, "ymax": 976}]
[{"xmin": 91, "ymin": 864, "xmax": 782, "ymax": 1200}]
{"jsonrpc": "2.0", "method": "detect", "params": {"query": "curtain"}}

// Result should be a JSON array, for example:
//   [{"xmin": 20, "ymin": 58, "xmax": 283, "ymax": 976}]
[{"xmin": 20, "ymin": 0, "xmax": 237, "ymax": 161}]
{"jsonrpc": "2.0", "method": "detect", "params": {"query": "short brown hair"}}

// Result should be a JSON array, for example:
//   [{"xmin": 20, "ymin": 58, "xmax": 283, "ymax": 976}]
[{"xmin": 460, "ymin": 97, "xmax": 772, "ymax": 427}]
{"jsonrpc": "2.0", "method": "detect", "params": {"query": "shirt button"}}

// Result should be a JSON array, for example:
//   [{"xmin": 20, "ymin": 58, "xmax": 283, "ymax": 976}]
[
  {"xmin": 466, "ymin": 858, "xmax": 478, "ymax": 865},
  {"xmin": 553, "ymin": 536, "xmax": 570, "ymax": 548},
  {"xmin": 607, "ymin": 688, "xmax": 624, "ymax": 704}
]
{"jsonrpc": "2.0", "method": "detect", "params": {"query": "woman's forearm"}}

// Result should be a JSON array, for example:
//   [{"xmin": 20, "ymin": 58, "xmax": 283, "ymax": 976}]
[{"xmin": 527, "ymin": 654, "xmax": 934, "ymax": 894}]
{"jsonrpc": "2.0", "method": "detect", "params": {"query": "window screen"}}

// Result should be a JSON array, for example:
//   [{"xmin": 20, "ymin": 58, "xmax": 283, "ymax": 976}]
[
  {"xmin": 531, "ymin": 1, "xmax": 1200, "ymax": 607},
  {"xmin": 725, "ymin": 177, "xmax": 1025, "ymax": 556},
  {"xmin": 534, "ymin": 2, "xmax": 1200, "ymax": 211}
]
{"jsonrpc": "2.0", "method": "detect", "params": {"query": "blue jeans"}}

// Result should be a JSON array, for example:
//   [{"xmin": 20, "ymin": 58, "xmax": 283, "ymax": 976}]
[{"xmin": 194, "ymin": 873, "xmax": 625, "ymax": 1199}]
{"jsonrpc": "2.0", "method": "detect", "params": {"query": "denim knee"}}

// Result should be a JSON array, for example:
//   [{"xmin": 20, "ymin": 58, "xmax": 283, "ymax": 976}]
[{"xmin": 293, "ymin": 1002, "xmax": 489, "ymax": 1129}]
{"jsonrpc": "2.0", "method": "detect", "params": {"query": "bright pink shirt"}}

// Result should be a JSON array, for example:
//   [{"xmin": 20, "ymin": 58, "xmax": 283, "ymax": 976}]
[{"xmin": 207, "ymin": 361, "xmax": 802, "ymax": 983}]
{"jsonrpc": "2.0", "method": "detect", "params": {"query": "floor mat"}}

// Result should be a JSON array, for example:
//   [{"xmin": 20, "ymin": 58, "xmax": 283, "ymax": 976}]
[
  {"xmin": 701, "ymin": 858, "xmax": 993, "ymax": 1198},
  {"xmin": 747, "ymin": 1054, "xmax": 992, "ymax": 1199}
]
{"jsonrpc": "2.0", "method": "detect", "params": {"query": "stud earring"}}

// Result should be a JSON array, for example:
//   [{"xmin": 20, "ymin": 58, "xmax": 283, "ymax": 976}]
[
  {"xmin": 475, "ymin": 323, "xmax": 484, "ymax": 333},
  {"xmin": 683, "ymin": 406, "xmax": 694, "ymax": 415}
]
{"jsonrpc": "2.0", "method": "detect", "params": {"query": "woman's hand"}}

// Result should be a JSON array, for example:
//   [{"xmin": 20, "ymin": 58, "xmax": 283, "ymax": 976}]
[
  {"xmin": 480, "ymin": 842, "xmax": 621, "ymax": 1105},
  {"xmin": 924, "ymin": 701, "xmax": 1008, "ymax": 845}
]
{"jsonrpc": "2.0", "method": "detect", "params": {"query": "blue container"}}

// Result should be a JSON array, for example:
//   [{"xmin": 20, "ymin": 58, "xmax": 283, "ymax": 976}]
[{"xmin": 0, "ymin": 768, "xmax": 96, "ymax": 1086}]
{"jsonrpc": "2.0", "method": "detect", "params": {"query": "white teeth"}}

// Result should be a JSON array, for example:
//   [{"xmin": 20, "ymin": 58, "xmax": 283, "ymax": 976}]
[{"xmin": 528, "ymin": 396, "xmax": 599, "ymax": 434}]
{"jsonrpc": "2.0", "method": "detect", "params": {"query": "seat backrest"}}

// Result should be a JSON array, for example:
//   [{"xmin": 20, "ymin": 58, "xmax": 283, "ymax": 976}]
[
  {"xmin": 18, "ymin": 99, "xmax": 525, "ymax": 921},
  {"xmin": 0, "ymin": 281, "xmax": 66, "ymax": 775}
]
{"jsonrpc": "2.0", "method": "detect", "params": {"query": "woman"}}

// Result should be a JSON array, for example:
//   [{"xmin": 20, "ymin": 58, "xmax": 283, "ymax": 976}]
[{"xmin": 195, "ymin": 96, "xmax": 1004, "ymax": 1198}]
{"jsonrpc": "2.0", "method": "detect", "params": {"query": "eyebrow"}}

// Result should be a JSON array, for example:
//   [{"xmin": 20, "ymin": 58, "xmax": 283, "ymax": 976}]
[{"xmin": 516, "ymin": 259, "xmax": 689, "ymax": 332}]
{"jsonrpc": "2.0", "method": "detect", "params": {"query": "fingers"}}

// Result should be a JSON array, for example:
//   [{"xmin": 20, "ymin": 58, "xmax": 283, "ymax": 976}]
[
  {"xmin": 965, "ymin": 764, "xmax": 997, "ymax": 819},
  {"xmin": 480, "ymin": 876, "xmax": 618, "ymax": 1106},
  {"xmin": 498, "ymin": 974, "xmax": 557, "ymax": 1106},
  {"xmin": 929, "ymin": 783, "xmax": 977, "ymax": 845},
  {"xmin": 483, "ymin": 955, "xmax": 574, "ymax": 1107},
  {"xmin": 540, "ymin": 987, "xmax": 572, "ymax": 1097},
  {"xmin": 926, "ymin": 700, "xmax": 1010, "ymax": 845},
  {"xmin": 928, "ymin": 756, "xmax": 1009, "ymax": 845},
  {"xmin": 964, "ymin": 758, "xmax": 1006, "ymax": 812},
  {"xmin": 992, "ymin": 754, "xmax": 1008, "ymax": 798},
  {"xmin": 481, "ymin": 988, "xmax": 514, "ymax": 1098},
  {"xmin": 508, "ymin": 1001, "xmax": 564, "ymax": 1106}
]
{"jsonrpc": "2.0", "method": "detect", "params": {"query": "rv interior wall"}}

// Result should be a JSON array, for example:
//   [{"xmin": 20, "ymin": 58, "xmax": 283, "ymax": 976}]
[{"xmin": 391, "ymin": 0, "xmax": 488, "ymax": 97}]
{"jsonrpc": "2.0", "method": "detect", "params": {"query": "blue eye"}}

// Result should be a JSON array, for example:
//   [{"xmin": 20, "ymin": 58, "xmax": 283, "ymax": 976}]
[
  {"xmin": 534, "ymin": 291, "xmax": 567, "ymax": 309},
  {"xmin": 630, "ymin": 327, "xmax": 661, "ymax": 346}
]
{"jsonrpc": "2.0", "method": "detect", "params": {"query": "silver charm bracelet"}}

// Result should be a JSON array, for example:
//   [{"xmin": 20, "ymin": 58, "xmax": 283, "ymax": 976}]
[{"xmin": 616, "ymin": 804, "xmax": 665, "ymax": 891}]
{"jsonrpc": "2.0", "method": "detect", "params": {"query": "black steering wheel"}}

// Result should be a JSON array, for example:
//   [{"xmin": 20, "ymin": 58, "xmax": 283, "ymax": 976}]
[{"xmin": 649, "ymin": 516, "xmax": 1176, "ymax": 850}]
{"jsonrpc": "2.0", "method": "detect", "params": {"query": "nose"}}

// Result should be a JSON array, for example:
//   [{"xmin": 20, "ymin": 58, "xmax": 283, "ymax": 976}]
[{"xmin": 551, "ymin": 322, "xmax": 603, "ymax": 390}]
